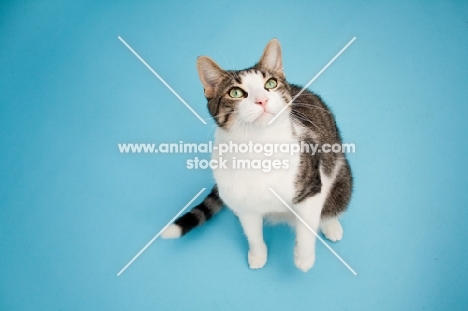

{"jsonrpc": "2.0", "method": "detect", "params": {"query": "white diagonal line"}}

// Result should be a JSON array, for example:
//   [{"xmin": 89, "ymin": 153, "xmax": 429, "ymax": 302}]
[
  {"xmin": 118, "ymin": 36, "xmax": 207, "ymax": 125},
  {"xmin": 117, "ymin": 188, "xmax": 206, "ymax": 276},
  {"xmin": 268, "ymin": 37, "xmax": 356, "ymax": 124},
  {"xmin": 268, "ymin": 188, "xmax": 357, "ymax": 276}
]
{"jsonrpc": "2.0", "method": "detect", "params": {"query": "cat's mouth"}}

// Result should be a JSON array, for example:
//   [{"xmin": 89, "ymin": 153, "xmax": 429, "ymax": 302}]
[
  {"xmin": 238, "ymin": 106, "xmax": 279, "ymax": 126},
  {"xmin": 252, "ymin": 111, "xmax": 275, "ymax": 125}
]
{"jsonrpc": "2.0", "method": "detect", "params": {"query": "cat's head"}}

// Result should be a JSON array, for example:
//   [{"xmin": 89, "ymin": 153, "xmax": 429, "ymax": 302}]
[{"xmin": 196, "ymin": 39, "xmax": 292, "ymax": 129}]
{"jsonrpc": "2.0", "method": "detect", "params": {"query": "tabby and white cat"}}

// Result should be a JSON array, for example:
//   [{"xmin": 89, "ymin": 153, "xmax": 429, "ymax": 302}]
[{"xmin": 162, "ymin": 39, "xmax": 352, "ymax": 272}]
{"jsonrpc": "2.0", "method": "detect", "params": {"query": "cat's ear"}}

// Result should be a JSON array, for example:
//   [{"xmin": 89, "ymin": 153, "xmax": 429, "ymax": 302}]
[
  {"xmin": 196, "ymin": 56, "xmax": 227, "ymax": 98},
  {"xmin": 258, "ymin": 39, "xmax": 284, "ymax": 77}
]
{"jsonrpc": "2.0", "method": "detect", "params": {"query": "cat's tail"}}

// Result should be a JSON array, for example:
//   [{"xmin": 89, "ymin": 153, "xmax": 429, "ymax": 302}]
[{"xmin": 161, "ymin": 185, "xmax": 224, "ymax": 239}]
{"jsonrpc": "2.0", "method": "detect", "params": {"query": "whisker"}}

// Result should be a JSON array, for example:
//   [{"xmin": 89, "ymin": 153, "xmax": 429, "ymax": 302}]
[
  {"xmin": 290, "ymin": 110, "xmax": 319, "ymax": 130},
  {"xmin": 204, "ymin": 111, "xmax": 235, "ymax": 122},
  {"xmin": 292, "ymin": 102, "xmax": 333, "ymax": 115},
  {"xmin": 292, "ymin": 102, "xmax": 347, "ymax": 122},
  {"xmin": 205, "ymin": 124, "xmax": 218, "ymax": 141},
  {"xmin": 216, "ymin": 48, "xmax": 242, "ymax": 81}
]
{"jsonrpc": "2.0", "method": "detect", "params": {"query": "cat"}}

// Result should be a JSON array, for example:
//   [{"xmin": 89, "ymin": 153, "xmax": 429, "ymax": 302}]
[{"xmin": 161, "ymin": 39, "xmax": 352, "ymax": 272}]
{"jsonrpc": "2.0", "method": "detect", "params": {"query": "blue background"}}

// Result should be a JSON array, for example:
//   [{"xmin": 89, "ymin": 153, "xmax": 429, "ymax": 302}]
[{"xmin": 1, "ymin": 0, "xmax": 467, "ymax": 310}]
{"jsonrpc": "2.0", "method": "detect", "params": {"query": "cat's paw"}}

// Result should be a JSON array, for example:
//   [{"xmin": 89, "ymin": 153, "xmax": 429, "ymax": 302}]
[
  {"xmin": 248, "ymin": 249, "xmax": 267, "ymax": 269},
  {"xmin": 294, "ymin": 253, "xmax": 315, "ymax": 272},
  {"xmin": 161, "ymin": 224, "xmax": 182, "ymax": 239},
  {"xmin": 321, "ymin": 218, "xmax": 343, "ymax": 242}
]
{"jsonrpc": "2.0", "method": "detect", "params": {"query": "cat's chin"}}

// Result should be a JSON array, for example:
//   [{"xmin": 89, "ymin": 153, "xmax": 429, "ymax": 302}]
[{"xmin": 251, "ymin": 112, "xmax": 275, "ymax": 127}]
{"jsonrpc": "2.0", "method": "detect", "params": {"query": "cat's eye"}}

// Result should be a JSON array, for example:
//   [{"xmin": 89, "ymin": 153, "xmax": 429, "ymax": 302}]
[
  {"xmin": 264, "ymin": 78, "xmax": 277, "ymax": 89},
  {"xmin": 229, "ymin": 87, "xmax": 245, "ymax": 98}
]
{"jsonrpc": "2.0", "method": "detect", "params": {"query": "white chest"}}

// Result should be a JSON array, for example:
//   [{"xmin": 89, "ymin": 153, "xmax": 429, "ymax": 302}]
[{"xmin": 212, "ymin": 120, "xmax": 301, "ymax": 214}]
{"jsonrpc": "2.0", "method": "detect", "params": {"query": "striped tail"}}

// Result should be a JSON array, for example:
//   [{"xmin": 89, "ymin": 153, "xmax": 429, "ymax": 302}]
[{"xmin": 161, "ymin": 186, "xmax": 224, "ymax": 239}]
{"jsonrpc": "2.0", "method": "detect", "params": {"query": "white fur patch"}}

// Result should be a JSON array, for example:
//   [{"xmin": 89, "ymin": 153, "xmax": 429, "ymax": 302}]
[
  {"xmin": 161, "ymin": 224, "xmax": 182, "ymax": 239},
  {"xmin": 294, "ymin": 253, "xmax": 315, "ymax": 272},
  {"xmin": 320, "ymin": 217, "xmax": 343, "ymax": 242},
  {"xmin": 213, "ymin": 115, "xmax": 300, "ymax": 215}
]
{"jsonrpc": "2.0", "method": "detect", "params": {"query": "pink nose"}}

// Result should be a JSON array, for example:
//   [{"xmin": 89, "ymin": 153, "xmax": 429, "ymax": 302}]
[{"xmin": 255, "ymin": 98, "xmax": 268, "ymax": 106}]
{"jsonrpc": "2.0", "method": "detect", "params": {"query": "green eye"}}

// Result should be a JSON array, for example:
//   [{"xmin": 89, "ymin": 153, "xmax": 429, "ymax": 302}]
[
  {"xmin": 265, "ymin": 78, "xmax": 277, "ymax": 89},
  {"xmin": 229, "ymin": 87, "xmax": 245, "ymax": 98}
]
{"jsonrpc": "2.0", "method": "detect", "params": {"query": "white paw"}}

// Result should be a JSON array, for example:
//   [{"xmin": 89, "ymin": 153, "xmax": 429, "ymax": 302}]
[
  {"xmin": 161, "ymin": 224, "xmax": 182, "ymax": 239},
  {"xmin": 248, "ymin": 249, "xmax": 267, "ymax": 269},
  {"xmin": 321, "ymin": 218, "xmax": 343, "ymax": 242},
  {"xmin": 294, "ymin": 253, "xmax": 315, "ymax": 272}
]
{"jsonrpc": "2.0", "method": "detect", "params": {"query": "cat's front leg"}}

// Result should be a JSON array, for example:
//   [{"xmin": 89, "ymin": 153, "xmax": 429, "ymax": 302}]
[
  {"xmin": 237, "ymin": 213, "xmax": 267, "ymax": 269},
  {"xmin": 294, "ymin": 196, "xmax": 324, "ymax": 272}
]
